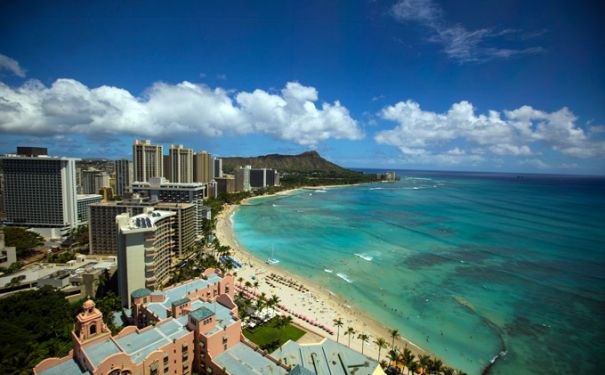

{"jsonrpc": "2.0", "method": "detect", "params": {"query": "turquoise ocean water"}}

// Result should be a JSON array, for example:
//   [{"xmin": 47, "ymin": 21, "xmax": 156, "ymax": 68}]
[{"xmin": 232, "ymin": 171, "xmax": 605, "ymax": 374}]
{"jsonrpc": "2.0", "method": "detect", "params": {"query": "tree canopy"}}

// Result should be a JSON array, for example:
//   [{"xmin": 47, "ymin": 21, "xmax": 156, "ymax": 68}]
[
  {"xmin": 0, "ymin": 287, "xmax": 76, "ymax": 374},
  {"xmin": 3, "ymin": 227, "xmax": 44, "ymax": 258}
]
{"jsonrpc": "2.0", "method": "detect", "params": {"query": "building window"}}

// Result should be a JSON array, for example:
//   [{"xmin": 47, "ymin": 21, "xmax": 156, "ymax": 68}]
[{"xmin": 90, "ymin": 324, "xmax": 96, "ymax": 335}]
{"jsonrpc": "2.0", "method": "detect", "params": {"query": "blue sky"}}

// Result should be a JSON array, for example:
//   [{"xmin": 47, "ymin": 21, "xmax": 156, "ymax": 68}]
[{"xmin": 1, "ymin": 0, "xmax": 604, "ymax": 174}]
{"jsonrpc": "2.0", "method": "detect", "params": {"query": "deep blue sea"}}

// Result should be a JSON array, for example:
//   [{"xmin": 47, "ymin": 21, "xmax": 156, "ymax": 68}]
[{"xmin": 232, "ymin": 171, "xmax": 605, "ymax": 374}]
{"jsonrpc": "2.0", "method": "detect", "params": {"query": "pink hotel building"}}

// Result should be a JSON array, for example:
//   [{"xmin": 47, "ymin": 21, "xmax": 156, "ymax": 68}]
[{"xmin": 34, "ymin": 268, "xmax": 289, "ymax": 375}]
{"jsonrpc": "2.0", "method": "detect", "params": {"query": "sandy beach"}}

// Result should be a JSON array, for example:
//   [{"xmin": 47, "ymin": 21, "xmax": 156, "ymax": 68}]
[{"xmin": 215, "ymin": 189, "xmax": 430, "ymax": 362}]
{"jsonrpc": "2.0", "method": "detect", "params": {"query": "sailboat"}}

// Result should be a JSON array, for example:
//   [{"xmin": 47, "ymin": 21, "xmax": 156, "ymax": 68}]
[{"xmin": 265, "ymin": 245, "xmax": 279, "ymax": 265}]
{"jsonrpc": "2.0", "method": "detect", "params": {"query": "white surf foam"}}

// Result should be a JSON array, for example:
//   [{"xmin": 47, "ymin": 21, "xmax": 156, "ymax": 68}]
[
  {"xmin": 336, "ymin": 273, "xmax": 353, "ymax": 283},
  {"xmin": 354, "ymin": 253, "xmax": 373, "ymax": 261},
  {"xmin": 324, "ymin": 269, "xmax": 333, "ymax": 273}
]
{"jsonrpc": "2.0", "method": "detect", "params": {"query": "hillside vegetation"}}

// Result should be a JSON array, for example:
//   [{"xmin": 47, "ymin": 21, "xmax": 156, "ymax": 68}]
[
  {"xmin": 222, "ymin": 151, "xmax": 351, "ymax": 174},
  {"xmin": 222, "ymin": 150, "xmax": 379, "ymax": 187}
]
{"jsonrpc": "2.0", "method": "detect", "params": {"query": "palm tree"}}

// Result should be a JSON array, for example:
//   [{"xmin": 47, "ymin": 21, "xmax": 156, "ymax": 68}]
[
  {"xmin": 256, "ymin": 293, "xmax": 267, "ymax": 314},
  {"xmin": 253, "ymin": 280, "xmax": 259, "ymax": 293},
  {"xmin": 244, "ymin": 281, "xmax": 252, "ymax": 290},
  {"xmin": 390, "ymin": 329, "xmax": 400, "ymax": 350},
  {"xmin": 358, "ymin": 333, "xmax": 370, "ymax": 355},
  {"xmin": 454, "ymin": 370, "xmax": 468, "ymax": 375},
  {"xmin": 403, "ymin": 347, "xmax": 414, "ymax": 365},
  {"xmin": 333, "ymin": 318, "xmax": 344, "ymax": 343},
  {"xmin": 269, "ymin": 294, "xmax": 280, "ymax": 309},
  {"xmin": 374, "ymin": 337, "xmax": 388, "ymax": 361},
  {"xmin": 345, "ymin": 327, "xmax": 356, "ymax": 348},
  {"xmin": 442, "ymin": 367, "xmax": 454, "ymax": 375},
  {"xmin": 418, "ymin": 355, "xmax": 431, "ymax": 374},
  {"xmin": 431, "ymin": 357, "xmax": 443, "ymax": 375},
  {"xmin": 237, "ymin": 276, "xmax": 244, "ymax": 288},
  {"xmin": 408, "ymin": 360, "xmax": 419, "ymax": 375}
]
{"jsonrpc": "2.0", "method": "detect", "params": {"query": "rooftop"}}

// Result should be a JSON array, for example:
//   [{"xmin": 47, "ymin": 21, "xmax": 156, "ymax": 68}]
[
  {"xmin": 77, "ymin": 194, "xmax": 103, "ymax": 201},
  {"xmin": 83, "ymin": 339, "xmax": 121, "ymax": 368},
  {"xmin": 114, "ymin": 318, "xmax": 190, "ymax": 364},
  {"xmin": 189, "ymin": 306, "xmax": 215, "ymax": 321},
  {"xmin": 272, "ymin": 339, "xmax": 381, "ymax": 375},
  {"xmin": 214, "ymin": 343, "xmax": 288, "ymax": 375},
  {"xmin": 37, "ymin": 358, "xmax": 89, "ymax": 375},
  {"xmin": 131, "ymin": 288, "xmax": 152, "ymax": 298},
  {"xmin": 171, "ymin": 297, "xmax": 190, "ymax": 306},
  {"xmin": 192, "ymin": 300, "xmax": 236, "ymax": 333},
  {"xmin": 143, "ymin": 272, "xmax": 224, "ymax": 320},
  {"xmin": 119, "ymin": 209, "xmax": 175, "ymax": 232}
]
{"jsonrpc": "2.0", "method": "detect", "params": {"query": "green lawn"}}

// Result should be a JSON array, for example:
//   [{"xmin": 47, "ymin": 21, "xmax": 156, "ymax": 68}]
[{"xmin": 243, "ymin": 317, "xmax": 305, "ymax": 352}]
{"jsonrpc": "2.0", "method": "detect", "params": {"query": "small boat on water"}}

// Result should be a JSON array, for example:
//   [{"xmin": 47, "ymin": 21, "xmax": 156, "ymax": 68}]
[{"xmin": 265, "ymin": 246, "xmax": 279, "ymax": 265}]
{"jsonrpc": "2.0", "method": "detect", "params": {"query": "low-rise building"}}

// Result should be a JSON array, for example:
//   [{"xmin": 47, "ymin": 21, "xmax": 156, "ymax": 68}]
[
  {"xmin": 0, "ymin": 255, "xmax": 117, "ymax": 300},
  {"xmin": 273, "ymin": 339, "xmax": 384, "ymax": 375},
  {"xmin": 34, "ymin": 268, "xmax": 289, "ymax": 375}
]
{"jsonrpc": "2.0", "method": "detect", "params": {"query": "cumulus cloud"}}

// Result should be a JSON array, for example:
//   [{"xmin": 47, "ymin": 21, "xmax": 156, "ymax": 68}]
[
  {"xmin": 0, "ymin": 53, "xmax": 26, "ymax": 77},
  {"xmin": 0, "ymin": 79, "xmax": 363, "ymax": 146},
  {"xmin": 375, "ymin": 100, "xmax": 605, "ymax": 161},
  {"xmin": 390, "ymin": 0, "xmax": 544, "ymax": 63}
]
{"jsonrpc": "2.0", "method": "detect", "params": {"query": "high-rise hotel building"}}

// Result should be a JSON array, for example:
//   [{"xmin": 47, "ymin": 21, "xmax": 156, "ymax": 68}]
[
  {"xmin": 1, "ymin": 147, "xmax": 79, "ymax": 239},
  {"xmin": 116, "ymin": 208, "xmax": 175, "ymax": 307},
  {"xmin": 114, "ymin": 159, "xmax": 133, "ymax": 197},
  {"xmin": 131, "ymin": 177, "xmax": 207, "ymax": 236},
  {"xmin": 81, "ymin": 168, "xmax": 110, "ymax": 195},
  {"xmin": 234, "ymin": 165, "xmax": 252, "ymax": 192},
  {"xmin": 169, "ymin": 144, "xmax": 193, "ymax": 183},
  {"xmin": 214, "ymin": 157, "xmax": 223, "ymax": 178},
  {"xmin": 193, "ymin": 151, "xmax": 214, "ymax": 183},
  {"xmin": 132, "ymin": 139, "xmax": 163, "ymax": 182}
]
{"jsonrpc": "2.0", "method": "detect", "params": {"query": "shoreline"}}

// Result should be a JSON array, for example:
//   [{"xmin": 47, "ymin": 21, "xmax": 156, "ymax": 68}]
[{"xmin": 215, "ymin": 188, "xmax": 432, "ymax": 363}]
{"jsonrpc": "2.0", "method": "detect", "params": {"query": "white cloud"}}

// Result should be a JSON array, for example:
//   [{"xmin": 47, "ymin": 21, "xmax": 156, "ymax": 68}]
[
  {"xmin": 0, "ymin": 79, "xmax": 363, "ymax": 146},
  {"xmin": 0, "ymin": 53, "xmax": 26, "ymax": 78},
  {"xmin": 375, "ymin": 99, "xmax": 605, "ymax": 161},
  {"xmin": 589, "ymin": 125, "xmax": 605, "ymax": 134},
  {"xmin": 489, "ymin": 144, "xmax": 534, "ymax": 156},
  {"xmin": 520, "ymin": 159, "xmax": 549, "ymax": 169},
  {"xmin": 391, "ymin": 0, "xmax": 441, "ymax": 23},
  {"xmin": 390, "ymin": 0, "xmax": 544, "ymax": 63}
]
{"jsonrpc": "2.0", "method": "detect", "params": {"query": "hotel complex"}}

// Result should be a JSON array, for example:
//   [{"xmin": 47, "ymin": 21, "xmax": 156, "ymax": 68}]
[
  {"xmin": 0, "ymin": 147, "xmax": 80, "ymax": 239},
  {"xmin": 0, "ymin": 140, "xmax": 370, "ymax": 375},
  {"xmin": 33, "ymin": 268, "xmax": 383, "ymax": 375}
]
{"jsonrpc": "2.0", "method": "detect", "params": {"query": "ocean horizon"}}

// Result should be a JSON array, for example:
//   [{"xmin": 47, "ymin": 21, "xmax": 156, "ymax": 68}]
[{"xmin": 232, "ymin": 171, "xmax": 605, "ymax": 374}]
